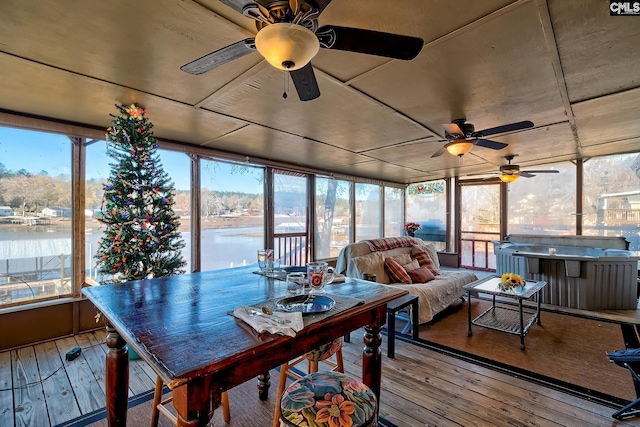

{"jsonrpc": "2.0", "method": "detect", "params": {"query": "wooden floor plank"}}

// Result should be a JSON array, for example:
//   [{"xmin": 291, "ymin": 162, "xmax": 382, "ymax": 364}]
[
  {"xmin": 342, "ymin": 332, "xmax": 639, "ymax": 427},
  {"xmin": 11, "ymin": 346, "xmax": 49, "ymax": 427},
  {"xmin": 84, "ymin": 328, "xmax": 155, "ymax": 397},
  {"xmin": 344, "ymin": 343, "xmax": 533, "ymax": 427},
  {"xmin": 75, "ymin": 338, "xmax": 108, "ymax": 398},
  {"xmin": 54, "ymin": 337, "xmax": 106, "ymax": 414},
  {"xmin": 400, "ymin": 335, "xmax": 622, "ymax": 419},
  {"xmin": 386, "ymin": 340, "xmax": 614, "ymax": 425},
  {"xmin": 74, "ymin": 331, "xmax": 102, "ymax": 348},
  {"xmin": 128, "ymin": 359, "xmax": 155, "ymax": 397},
  {"xmin": 3, "ymin": 329, "xmax": 640, "ymax": 426},
  {"xmin": 0, "ymin": 350, "xmax": 14, "ymax": 427},
  {"xmin": 34, "ymin": 340, "xmax": 81, "ymax": 425}
]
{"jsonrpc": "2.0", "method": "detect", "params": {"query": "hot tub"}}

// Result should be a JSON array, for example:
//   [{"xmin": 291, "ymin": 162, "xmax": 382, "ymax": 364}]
[{"xmin": 494, "ymin": 235, "xmax": 639, "ymax": 310}]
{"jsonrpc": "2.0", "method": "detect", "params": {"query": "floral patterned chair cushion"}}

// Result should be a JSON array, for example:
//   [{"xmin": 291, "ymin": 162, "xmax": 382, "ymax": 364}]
[
  {"xmin": 279, "ymin": 371, "xmax": 377, "ymax": 427},
  {"xmin": 305, "ymin": 338, "xmax": 343, "ymax": 362}
]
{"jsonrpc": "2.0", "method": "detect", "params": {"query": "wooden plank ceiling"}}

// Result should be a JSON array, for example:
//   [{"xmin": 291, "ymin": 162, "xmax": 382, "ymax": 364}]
[{"xmin": 0, "ymin": 0, "xmax": 638, "ymax": 184}]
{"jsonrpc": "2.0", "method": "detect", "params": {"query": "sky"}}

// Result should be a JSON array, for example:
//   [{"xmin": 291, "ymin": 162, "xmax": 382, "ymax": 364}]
[{"xmin": 0, "ymin": 126, "xmax": 263, "ymax": 193}]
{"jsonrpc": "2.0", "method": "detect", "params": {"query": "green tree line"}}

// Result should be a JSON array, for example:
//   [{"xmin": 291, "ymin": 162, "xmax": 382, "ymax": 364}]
[{"xmin": 0, "ymin": 163, "xmax": 263, "ymax": 217}]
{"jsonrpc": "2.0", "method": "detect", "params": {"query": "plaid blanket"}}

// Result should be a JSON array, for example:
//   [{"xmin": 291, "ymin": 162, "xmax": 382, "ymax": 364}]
[{"xmin": 363, "ymin": 237, "xmax": 419, "ymax": 252}]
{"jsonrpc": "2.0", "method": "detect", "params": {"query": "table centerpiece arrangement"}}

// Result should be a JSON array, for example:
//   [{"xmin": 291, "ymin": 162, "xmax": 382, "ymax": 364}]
[{"xmin": 498, "ymin": 272, "xmax": 526, "ymax": 292}]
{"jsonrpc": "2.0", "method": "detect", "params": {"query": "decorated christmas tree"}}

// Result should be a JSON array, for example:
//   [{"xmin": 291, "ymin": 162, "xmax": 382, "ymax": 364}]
[{"xmin": 95, "ymin": 104, "xmax": 186, "ymax": 283}]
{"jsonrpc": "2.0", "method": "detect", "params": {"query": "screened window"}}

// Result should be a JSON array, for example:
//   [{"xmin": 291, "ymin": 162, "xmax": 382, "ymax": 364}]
[
  {"xmin": 201, "ymin": 159, "xmax": 264, "ymax": 270},
  {"xmin": 153, "ymin": 149, "xmax": 191, "ymax": 271},
  {"xmin": 384, "ymin": 187, "xmax": 404, "ymax": 237},
  {"xmin": 406, "ymin": 180, "xmax": 446, "ymax": 249},
  {"xmin": 85, "ymin": 140, "xmax": 109, "ymax": 282},
  {"xmin": 355, "ymin": 183, "xmax": 381, "ymax": 241},
  {"xmin": 507, "ymin": 162, "xmax": 576, "ymax": 235},
  {"xmin": 583, "ymin": 153, "xmax": 640, "ymax": 254},
  {"xmin": 315, "ymin": 178, "xmax": 352, "ymax": 259},
  {"xmin": 0, "ymin": 126, "xmax": 73, "ymax": 307}
]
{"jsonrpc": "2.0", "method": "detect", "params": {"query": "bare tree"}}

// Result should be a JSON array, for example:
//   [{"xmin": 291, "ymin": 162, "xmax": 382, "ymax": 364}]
[{"xmin": 0, "ymin": 175, "xmax": 37, "ymax": 215}]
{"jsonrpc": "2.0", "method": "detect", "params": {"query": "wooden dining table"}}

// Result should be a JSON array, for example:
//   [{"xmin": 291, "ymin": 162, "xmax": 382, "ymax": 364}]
[{"xmin": 82, "ymin": 266, "xmax": 408, "ymax": 426}]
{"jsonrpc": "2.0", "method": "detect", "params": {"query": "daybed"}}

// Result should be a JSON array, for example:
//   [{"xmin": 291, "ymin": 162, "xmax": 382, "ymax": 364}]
[{"xmin": 336, "ymin": 237, "xmax": 478, "ymax": 324}]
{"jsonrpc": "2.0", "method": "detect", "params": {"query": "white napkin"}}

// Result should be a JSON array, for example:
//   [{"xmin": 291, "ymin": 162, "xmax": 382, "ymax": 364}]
[{"xmin": 233, "ymin": 306, "xmax": 304, "ymax": 337}]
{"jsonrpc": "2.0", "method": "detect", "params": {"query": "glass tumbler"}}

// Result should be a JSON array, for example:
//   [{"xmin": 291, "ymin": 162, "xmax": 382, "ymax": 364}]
[
  {"xmin": 257, "ymin": 249, "xmax": 273, "ymax": 272},
  {"xmin": 286, "ymin": 272, "xmax": 306, "ymax": 296}
]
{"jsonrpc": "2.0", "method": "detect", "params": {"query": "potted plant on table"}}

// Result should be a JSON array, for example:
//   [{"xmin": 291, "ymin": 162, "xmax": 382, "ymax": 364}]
[{"xmin": 404, "ymin": 222, "xmax": 421, "ymax": 237}]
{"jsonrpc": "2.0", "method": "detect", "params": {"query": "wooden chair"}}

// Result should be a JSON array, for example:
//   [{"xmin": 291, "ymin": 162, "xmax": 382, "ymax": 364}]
[
  {"xmin": 150, "ymin": 376, "xmax": 230, "ymax": 426},
  {"xmin": 272, "ymin": 338, "xmax": 344, "ymax": 427}
]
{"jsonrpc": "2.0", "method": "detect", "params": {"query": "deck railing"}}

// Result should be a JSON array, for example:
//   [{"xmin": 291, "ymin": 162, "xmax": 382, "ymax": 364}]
[
  {"xmin": 274, "ymin": 233, "xmax": 308, "ymax": 266},
  {"xmin": 603, "ymin": 208, "xmax": 640, "ymax": 224},
  {"xmin": 460, "ymin": 231, "xmax": 499, "ymax": 271}
]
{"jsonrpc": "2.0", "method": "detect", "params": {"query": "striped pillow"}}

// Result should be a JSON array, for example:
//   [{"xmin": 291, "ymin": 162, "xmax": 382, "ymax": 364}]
[
  {"xmin": 409, "ymin": 266, "xmax": 436, "ymax": 283},
  {"xmin": 410, "ymin": 251, "xmax": 441, "ymax": 276},
  {"xmin": 383, "ymin": 258, "xmax": 412, "ymax": 284}
]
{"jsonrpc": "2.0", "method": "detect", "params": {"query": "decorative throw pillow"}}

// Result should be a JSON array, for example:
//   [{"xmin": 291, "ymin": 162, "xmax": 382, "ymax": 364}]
[
  {"xmin": 351, "ymin": 252, "xmax": 388, "ymax": 283},
  {"xmin": 402, "ymin": 259, "xmax": 420, "ymax": 272},
  {"xmin": 388, "ymin": 253, "xmax": 412, "ymax": 266},
  {"xmin": 409, "ymin": 266, "xmax": 436, "ymax": 283},
  {"xmin": 410, "ymin": 251, "xmax": 441, "ymax": 276},
  {"xmin": 411, "ymin": 243, "xmax": 440, "ymax": 269},
  {"xmin": 384, "ymin": 258, "xmax": 412, "ymax": 284}
]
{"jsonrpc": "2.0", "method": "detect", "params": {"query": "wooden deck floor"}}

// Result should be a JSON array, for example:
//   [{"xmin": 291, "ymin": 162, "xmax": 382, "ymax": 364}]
[{"xmin": 1, "ymin": 328, "xmax": 640, "ymax": 426}]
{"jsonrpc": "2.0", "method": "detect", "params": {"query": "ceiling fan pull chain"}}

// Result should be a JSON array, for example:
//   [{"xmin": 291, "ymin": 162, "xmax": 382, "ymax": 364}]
[{"xmin": 282, "ymin": 70, "xmax": 289, "ymax": 99}]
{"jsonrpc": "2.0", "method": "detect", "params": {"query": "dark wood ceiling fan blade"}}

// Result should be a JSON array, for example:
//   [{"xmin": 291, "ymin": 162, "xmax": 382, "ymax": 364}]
[
  {"xmin": 479, "ymin": 120, "xmax": 534, "ymax": 137},
  {"xmin": 443, "ymin": 123, "xmax": 464, "ymax": 137},
  {"xmin": 181, "ymin": 39, "xmax": 256, "ymax": 75},
  {"xmin": 523, "ymin": 169, "xmax": 559, "ymax": 173},
  {"xmin": 316, "ymin": 25, "xmax": 423, "ymax": 60},
  {"xmin": 310, "ymin": 0, "xmax": 333, "ymax": 14},
  {"xmin": 290, "ymin": 62, "xmax": 320, "ymax": 101},
  {"xmin": 519, "ymin": 172, "xmax": 536, "ymax": 178},
  {"xmin": 431, "ymin": 146, "xmax": 447, "ymax": 158},
  {"xmin": 216, "ymin": 0, "xmax": 249, "ymax": 13},
  {"xmin": 475, "ymin": 139, "xmax": 508, "ymax": 150}
]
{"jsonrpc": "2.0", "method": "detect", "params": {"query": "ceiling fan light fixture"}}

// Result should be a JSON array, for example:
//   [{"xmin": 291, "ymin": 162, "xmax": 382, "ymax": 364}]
[
  {"xmin": 255, "ymin": 23, "xmax": 319, "ymax": 71},
  {"xmin": 445, "ymin": 141, "xmax": 474, "ymax": 157},
  {"xmin": 499, "ymin": 174, "xmax": 520, "ymax": 183}
]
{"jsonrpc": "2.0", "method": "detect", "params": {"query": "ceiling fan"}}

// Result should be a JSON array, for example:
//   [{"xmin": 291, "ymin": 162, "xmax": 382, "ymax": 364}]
[
  {"xmin": 180, "ymin": 0, "xmax": 424, "ymax": 101},
  {"xmin": 472, "ymin": 154, "xmax": 559, "ymax": 183},
  {"xmin": 431, "ymin": 118, "xmax": 535, "ymax": 158}
]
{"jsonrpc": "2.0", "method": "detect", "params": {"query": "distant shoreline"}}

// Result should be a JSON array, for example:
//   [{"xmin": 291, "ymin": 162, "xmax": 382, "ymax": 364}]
[{"xmin": 0, "ymin": 214, "xmax": 265, "ymax": 233}]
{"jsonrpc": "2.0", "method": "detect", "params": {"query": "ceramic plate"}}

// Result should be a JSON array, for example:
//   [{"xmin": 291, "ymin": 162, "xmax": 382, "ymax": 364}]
[{"xmin": 275, "ymin": 294, "xmax": 335, "ymax": 314}]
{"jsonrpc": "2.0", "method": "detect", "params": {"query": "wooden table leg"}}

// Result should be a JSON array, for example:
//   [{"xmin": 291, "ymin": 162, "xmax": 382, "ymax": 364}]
[
  {"xmin": 258, "ymin": 371, "xmax": 271, "ymax": 400},
  {"xmin": 172, "ymin": 377, "xmax": 214, "ymax": 427},
  {"xmin": 362, "ymin": 305, "xmax": 385, "ymax": 401},
  {"xmin": 105, "ymin": 323, "xmax": 129, "ymax": 427}
]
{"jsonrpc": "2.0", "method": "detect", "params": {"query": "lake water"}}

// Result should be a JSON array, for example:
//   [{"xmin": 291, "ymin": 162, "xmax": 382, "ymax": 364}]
[{"xmin": 1, "ymin": 226, "xmax": 265, "ymax": 278}]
